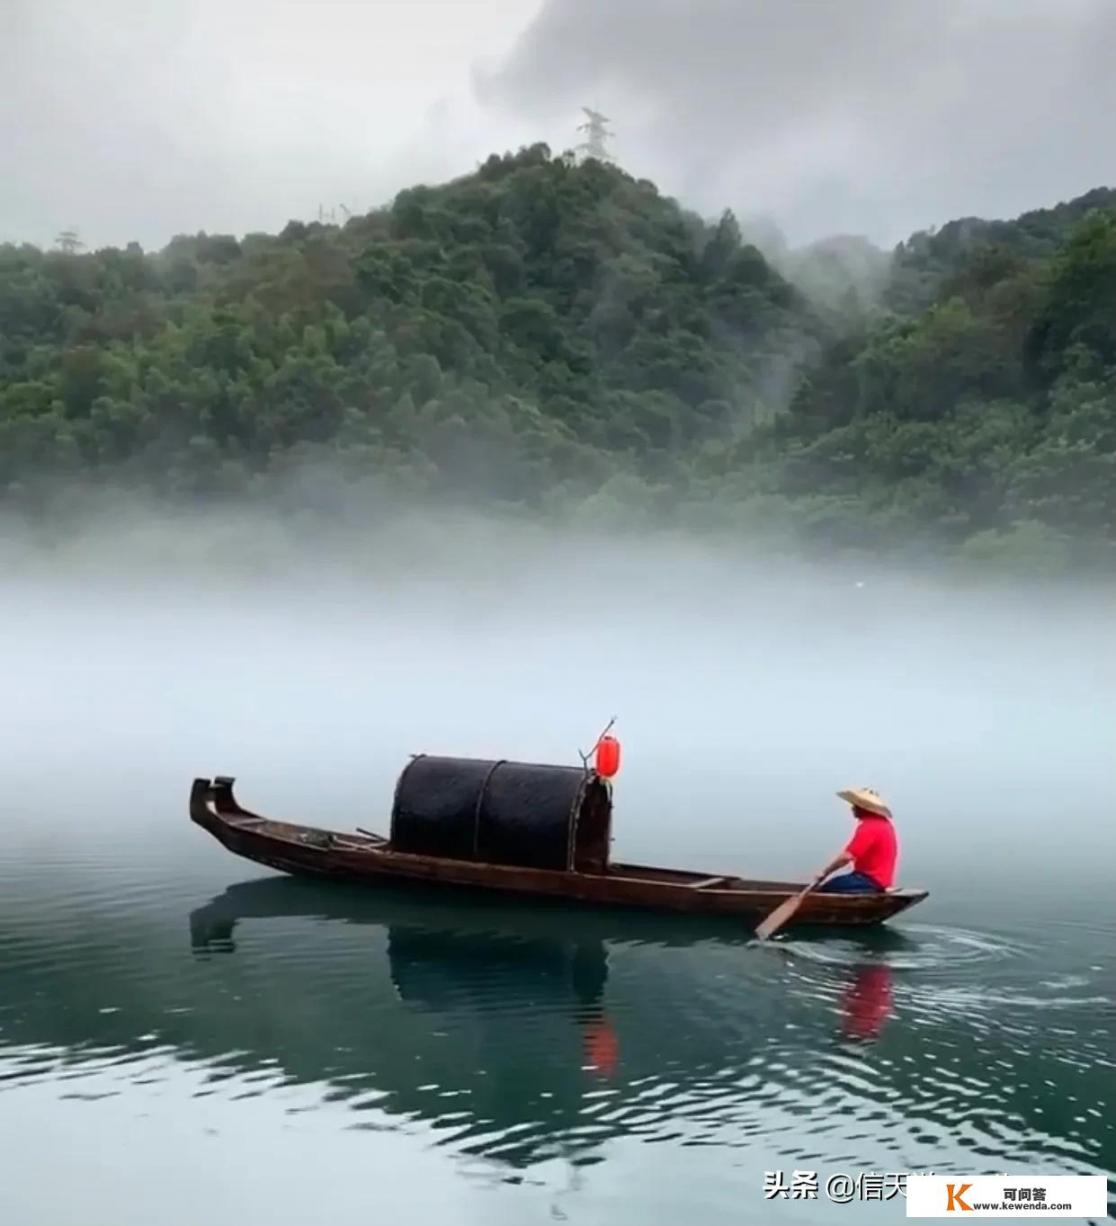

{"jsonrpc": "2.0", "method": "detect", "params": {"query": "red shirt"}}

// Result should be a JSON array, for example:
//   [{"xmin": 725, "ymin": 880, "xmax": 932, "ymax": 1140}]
[{"xmin": 845, "ymin": 815, "xmax": 897, "ymax": 888}]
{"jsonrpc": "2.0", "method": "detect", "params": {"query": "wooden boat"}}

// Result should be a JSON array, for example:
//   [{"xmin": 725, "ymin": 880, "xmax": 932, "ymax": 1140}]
[{"xmin": 189, "ymin": 754, "xmax": 928, "ymax": 930}]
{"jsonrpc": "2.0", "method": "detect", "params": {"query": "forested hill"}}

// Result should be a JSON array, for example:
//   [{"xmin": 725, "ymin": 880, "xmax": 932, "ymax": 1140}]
[
  {"xmin": 0, "ymin": 146, "xmax": 817, "ymax": 513},
  {"xmin": 885, "ymin": 187, "xmax": 1116, "ymax": 315},
  {"xmin": 1, "ymin": 144, "xmax": 1113, "ymax": 568},
  {"xmin": 761, "ymin": 188, "xmax": 1116, "ymax": 565}
]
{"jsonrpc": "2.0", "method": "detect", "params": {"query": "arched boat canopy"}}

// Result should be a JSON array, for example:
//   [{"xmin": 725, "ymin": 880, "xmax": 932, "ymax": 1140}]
[{"xmin": 389, "ymin": 755, "xmax": 613, "ymax": 872}]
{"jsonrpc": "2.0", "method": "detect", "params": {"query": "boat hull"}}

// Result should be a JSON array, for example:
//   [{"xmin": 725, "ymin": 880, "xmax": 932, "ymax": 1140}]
[{"xmin": 189, "ymin": 778, "xmax": 928, "ymax": 928}]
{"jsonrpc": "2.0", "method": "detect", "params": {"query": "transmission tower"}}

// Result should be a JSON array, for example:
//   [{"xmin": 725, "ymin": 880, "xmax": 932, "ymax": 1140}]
[
  {"xmin": 576, "ymin": 108, "xmax": 615, "ymax": 163},
  {"xmin": 55, "ymin": 228, "xmax": 84, "ymax": 255},
  {"xmin": 315, "ymin": 202, "xmax": 359, "ymax": 225}
]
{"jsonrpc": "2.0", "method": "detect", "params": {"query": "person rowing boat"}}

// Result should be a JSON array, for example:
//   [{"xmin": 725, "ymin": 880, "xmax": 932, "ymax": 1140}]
[
  {"xmin": 750, "ymin": 786, "xmax": 907, "ymax": 939},
  {"xmin": 812, "ymin": 787, "xmax": 897, "ymax": 893}
]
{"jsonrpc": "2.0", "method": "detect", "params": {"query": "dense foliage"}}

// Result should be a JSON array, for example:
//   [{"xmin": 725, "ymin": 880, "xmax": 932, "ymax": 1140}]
[
  {"xmin": 1, "ymin": 145, "xmax": 1113, "ymax": 568},
  {"xmin": 756, "ymin": 191, "xmax": 1116, "ymax": 566}
]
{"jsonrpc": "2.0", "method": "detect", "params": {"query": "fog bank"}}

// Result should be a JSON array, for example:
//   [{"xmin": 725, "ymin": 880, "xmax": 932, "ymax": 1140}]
[{"xmin": 2, "ymin": 503, "xmax": 1113, "ymax": 911}]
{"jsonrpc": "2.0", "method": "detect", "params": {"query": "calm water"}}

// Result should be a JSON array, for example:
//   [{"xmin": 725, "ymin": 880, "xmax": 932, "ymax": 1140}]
[{"xmin": 1, "ymin": 540, "xmax": 1114, "ymax": 1223}]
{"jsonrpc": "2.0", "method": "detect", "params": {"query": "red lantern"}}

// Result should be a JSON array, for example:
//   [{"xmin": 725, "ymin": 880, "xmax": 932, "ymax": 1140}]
[{"xmin": 595, "ymin": 735, "xmax": 621, "ymax": 779}]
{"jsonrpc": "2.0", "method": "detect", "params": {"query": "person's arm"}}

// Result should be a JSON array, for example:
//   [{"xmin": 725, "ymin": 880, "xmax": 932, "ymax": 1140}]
[
  {"xmin": 812, "ymin": 823, "xmax": 871, "ymax": 885},
  {"xmin": 812, "ymin": 848, "xmax": 853, "ymax": 885}
]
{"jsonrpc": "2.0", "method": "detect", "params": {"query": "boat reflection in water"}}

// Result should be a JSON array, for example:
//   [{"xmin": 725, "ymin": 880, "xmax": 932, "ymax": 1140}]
[{"xmin": 187, "ymin": 876, "xmax": 903, "ymax": 1167}]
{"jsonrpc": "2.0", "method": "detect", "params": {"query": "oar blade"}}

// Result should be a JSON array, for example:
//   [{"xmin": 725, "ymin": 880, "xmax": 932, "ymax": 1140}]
[{"xmin": 754, "ymin": 889, "xmax": 808, "ymax": 941}]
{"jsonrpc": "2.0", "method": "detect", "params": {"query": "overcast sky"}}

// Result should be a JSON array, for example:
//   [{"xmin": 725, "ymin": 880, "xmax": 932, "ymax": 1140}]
[{"xmin": 4, "ymin": 0, "xmax": 1114, "ymax": 253}]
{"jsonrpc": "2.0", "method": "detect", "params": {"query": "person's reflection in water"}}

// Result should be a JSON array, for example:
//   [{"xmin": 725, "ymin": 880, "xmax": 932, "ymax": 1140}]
[
  {"xmin": 839, "ymin": 962, "xmax": 893, "ymax": 1041},
  {"xmin": 580, "ymin": 1014, "xmax": 619, "ymax": 1076},
  {"xmin": 570, "ymin": 940, "xmax": 619, "ymax": 1077}
]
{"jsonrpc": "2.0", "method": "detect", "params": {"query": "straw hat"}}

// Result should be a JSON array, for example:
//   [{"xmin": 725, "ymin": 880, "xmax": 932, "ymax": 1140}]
[{"xmin": 837, "ymin": 787, "xmax": 892, "ymax": 819}]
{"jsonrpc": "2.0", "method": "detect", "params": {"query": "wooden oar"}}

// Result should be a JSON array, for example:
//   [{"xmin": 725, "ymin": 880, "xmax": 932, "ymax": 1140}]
[{"xmin": 754, "ymin": 874, "xmax": 824, "ymax": 941}]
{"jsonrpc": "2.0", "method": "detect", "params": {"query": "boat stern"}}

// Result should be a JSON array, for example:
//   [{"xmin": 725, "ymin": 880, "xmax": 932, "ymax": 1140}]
[{"xmin": 189, "ymin": 777, "xmax": 215, "ymax": 829}]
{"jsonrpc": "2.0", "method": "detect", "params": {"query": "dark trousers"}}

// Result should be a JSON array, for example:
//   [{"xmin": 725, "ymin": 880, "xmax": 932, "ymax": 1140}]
[{"xmin": 818, "ymin": 870, "xmax": 884, "ymax": 893}]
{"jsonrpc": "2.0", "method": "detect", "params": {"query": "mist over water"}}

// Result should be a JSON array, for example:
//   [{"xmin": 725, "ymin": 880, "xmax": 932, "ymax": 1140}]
[
  {"xmin": 1, "ymin": 503, "xmax": 1113, "ymax": 1224},
  {"xmin": 3, "ymin": 503, "xmax": 1113, "ymax": 885}
]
